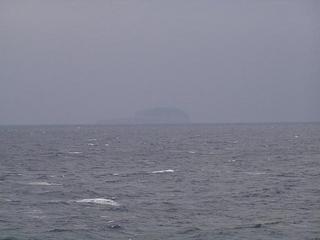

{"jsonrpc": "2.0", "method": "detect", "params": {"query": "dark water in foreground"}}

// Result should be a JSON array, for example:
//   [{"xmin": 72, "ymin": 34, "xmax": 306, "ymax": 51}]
[{"xmin": 0, "ymin": 123, "xmax": 319, "ymax": 240}]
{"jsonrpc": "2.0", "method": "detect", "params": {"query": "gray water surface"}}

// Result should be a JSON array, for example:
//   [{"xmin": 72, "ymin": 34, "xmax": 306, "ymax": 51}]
[{"xmin": 0, "ymin": 124, "xmax": 319, "ymax": 239}]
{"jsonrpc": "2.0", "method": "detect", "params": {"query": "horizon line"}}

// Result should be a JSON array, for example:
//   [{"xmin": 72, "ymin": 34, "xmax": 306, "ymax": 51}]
[{"xmin": 0, "ymin": 120, "xmax": 319, "ymax": 127}]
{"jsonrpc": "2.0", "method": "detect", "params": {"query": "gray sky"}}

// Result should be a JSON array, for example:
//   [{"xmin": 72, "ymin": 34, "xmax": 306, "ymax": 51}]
[{"xmin": 1, "ymin": 0, "xmax": 319, "ymax": 124}]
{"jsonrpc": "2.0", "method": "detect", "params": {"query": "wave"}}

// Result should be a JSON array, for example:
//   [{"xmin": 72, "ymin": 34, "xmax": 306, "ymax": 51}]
[
  {"xmin": 74, "ymin": 198, "xmax": 120, "ymax": 206},
  {"xmin": 68, "ymin": 151, "xmax": 82, "ymax": 154},
  {"xmin": 243, "ymin": 172, "xmax": 267, "ymax": 175},
  {"xmin": 151, "ymin": 169, "xmax": 175, "ymax": 174},
  {"xmin": 0, "ymin": 237, "xmax": 23, "ymax": 240},
  {"xmin": 48, "ymin": 228, "xmax": 72, "ymax": 233},
  {"xmin": 27, "ymin": 181, "xmax": 62, "ymax": 186},
  {"xmin": 0, "ymin": 198, "xmax": 13, "ymax": 202},
  {"xmin": 233, "ymin": 221, "xmax": 282, "ymax": 230}
]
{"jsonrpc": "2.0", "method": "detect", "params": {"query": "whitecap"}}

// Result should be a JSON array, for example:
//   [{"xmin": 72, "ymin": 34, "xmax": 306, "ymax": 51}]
[
  {"xmin": 26, "ymin": 209, "xmax": 45, "ymax": 219},
  {"xmin": 88, "ymin": 143, "xmax": 95, "ymax": 146},
  {"xmin": 188, "ymin": 151, "xmax": 196, "ymax": 154},
  {"xmin": 27, "ymin": 181, "xmax": 61, "ymax": 186},
  {"xmin": 68, "ymin": 151, "xmax": 82, "ymax": 154},
  {"xmin": 152, "ymin": 169, "xmax": 175, "ymax": 174},
  {"xmin": 0, "ymin": 198, "xmax": 13, "ymax": 202},
  {"xmin": 74, "ymin": 198, "xmax": 120, "ymax": 206}
]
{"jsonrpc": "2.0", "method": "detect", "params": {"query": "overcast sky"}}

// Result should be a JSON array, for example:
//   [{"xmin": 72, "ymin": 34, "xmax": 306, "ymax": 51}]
[{"xmin": 1, "ymin": 0, "xmax": 319, "ymax": 124}]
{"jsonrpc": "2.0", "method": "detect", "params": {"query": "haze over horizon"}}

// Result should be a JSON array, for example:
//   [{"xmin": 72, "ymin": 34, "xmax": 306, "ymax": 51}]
[{"xmin": 1, "ymin": 0, "xmax": 319, "ymax": 125}]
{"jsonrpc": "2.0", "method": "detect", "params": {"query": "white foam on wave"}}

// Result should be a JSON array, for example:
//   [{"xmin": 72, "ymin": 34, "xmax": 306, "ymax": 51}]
[
  {"xmin": 26, "ymin": 209, "xmax": 45, "ymax": 219},
  {"xmin": 0, "ymin": 198, "xmax": 13, "ymax": 202},
  {"xmin": 27, "ymin": 181, "xmax": 62, "ymax": 186},
  {"xmin": 68, "ymin": 151, "xmax": 82, "ymax": 154},
  {"xmin": 74, "ymin": 198, "xmax": 120, "ymax": 206},
  {"xmin": 88, "ymin": 143, "xmax": 95, "ymax": 146},
  {"xmin": 188, "ymin": 151, "xmax": 196, "ymax": 154},
  {"xmin": 152, "ymin": 169, "xmax": 175, "ymax": 174}
]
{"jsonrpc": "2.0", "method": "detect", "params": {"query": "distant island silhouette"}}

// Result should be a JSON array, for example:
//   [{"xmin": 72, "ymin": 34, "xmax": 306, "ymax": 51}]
[
  {"xmin": 98, "ymin": 107, "xmax": 190, "ymax": 125},
  {"xmin": 134, "ymin": 107, "xmax": 190, "ymax": 124}
]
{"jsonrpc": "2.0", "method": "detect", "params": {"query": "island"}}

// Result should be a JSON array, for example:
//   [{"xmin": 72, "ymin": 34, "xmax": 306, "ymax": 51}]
[
  {"xmin": 134, "ymin": 107, "xmax": 190, "ymax": 124},
  {"xmin": 97, "ymin": 107, "xmax": 190, "ymax": 125}
]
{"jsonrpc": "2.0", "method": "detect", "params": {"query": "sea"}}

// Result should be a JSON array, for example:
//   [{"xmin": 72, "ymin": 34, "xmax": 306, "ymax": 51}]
[{"xmin": 0, "ymin": 123, "xmax": 319, "ymax": 240}]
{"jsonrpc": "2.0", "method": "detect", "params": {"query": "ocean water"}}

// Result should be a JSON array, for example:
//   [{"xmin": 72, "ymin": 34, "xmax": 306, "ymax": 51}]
[{"xmin": 0, "ymin": 123, "xmax": 319, "ymax": 240}]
